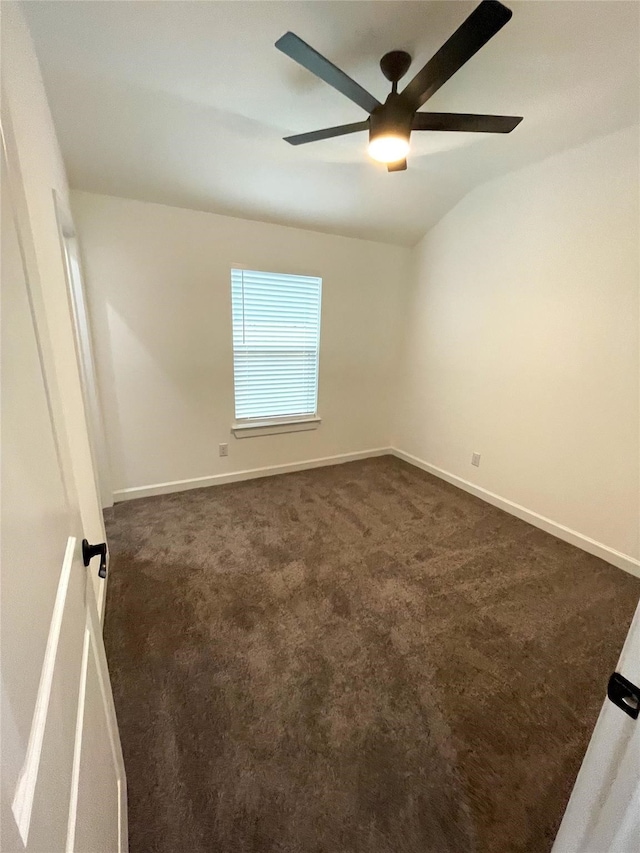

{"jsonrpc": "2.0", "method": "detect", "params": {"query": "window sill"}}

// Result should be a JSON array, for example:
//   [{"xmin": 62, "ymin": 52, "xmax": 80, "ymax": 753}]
[{"xmin": 232, "ymin": 416, "xmax": 321, "ymax": 439}]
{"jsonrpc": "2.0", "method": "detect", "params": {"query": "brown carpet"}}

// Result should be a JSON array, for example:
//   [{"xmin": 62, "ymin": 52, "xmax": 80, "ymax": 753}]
[{"xmin": 104, "ymin": 456, "xmax": 639, "ymax": 853}]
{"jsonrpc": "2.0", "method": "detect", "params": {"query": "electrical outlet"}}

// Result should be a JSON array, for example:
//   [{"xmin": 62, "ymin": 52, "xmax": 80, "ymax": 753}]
[
  {"xmin": 219, "ymin": 443, "xmax": 228, "ymax": 457},
  {"xmin": 471, "ymin": 452, "xmax": 481, "ymax": 467}
]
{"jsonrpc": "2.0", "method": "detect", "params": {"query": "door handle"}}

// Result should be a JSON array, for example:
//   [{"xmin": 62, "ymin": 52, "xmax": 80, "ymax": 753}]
[
  {"xmin": 607, "ymin": 672, "xmax": 639, "ymax": 720},
  {"xmin": 82, "ymin": 539, "xmax": 107, "ymax": 579}
]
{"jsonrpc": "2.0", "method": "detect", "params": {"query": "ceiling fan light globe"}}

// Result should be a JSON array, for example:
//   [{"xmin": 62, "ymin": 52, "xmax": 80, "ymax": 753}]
[{"xmin": 367, "ymin": 134, "xmax": 410, "ymax": 164}]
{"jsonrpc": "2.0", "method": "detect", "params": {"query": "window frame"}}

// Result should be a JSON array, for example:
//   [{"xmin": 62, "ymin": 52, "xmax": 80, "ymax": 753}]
[{"xmin": 229, "ymin": 266, "xmax": 322, "ymax": 438}]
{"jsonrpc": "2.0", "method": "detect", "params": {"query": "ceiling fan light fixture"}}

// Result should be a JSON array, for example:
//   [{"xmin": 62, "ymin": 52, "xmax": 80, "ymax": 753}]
[{"xmin": 367, "ymin": 132, "xmax": 410, "ymax": 164}]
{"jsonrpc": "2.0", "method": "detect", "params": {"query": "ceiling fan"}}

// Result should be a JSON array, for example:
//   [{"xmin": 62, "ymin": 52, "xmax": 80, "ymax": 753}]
[{"xmin": 276, "ymin": 0, "xmax": 522, "ymax": 172}]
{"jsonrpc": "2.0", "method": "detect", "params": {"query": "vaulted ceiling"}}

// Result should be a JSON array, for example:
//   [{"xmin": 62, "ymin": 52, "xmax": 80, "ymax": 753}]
[{"xmin": 23, "ymin": 1, "xmax": 639, "ymax": 245}]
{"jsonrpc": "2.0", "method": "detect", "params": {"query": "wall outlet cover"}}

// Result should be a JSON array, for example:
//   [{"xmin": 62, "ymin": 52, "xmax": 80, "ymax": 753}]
[
  {"xmin": 219, "ymin": 443, "xmax": 229, "ymax": 457},
  {"xmin": 471, "ymin": 452, "xmax": 481, "ymax": 467}
]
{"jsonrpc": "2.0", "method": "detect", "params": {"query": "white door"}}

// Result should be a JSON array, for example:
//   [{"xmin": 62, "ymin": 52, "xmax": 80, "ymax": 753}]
[
  {"xmin": 1, "ymin": 124, "xmax": 127, "ymax": 852},
  {"xmin": 553, "ymin": 596, "xmax": 640, "ymax": 853}
]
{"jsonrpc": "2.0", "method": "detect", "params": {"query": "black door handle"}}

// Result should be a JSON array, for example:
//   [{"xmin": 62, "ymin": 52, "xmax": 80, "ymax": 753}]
[
  {"xmin": 607, "ymin": 672, "xmax": 639, "ymax": 720},
  {"xmin": 82, "ymin": 539, "xmax": 107, "ymax": 579}
]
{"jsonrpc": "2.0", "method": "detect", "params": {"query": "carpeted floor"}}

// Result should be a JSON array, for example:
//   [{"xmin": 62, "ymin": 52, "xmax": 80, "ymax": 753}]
[{"xmin": 104, "ymin": 456, "xmax": 640, "ymax": 853}]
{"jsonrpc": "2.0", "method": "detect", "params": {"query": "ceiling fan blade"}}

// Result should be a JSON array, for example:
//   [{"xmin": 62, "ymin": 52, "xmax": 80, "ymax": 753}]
[
  {"xmin": 284, "ymin": 121, "xmax": 369, "ymax": 146},
  {"xmin": 276, "ymin": 32, "xmax": 381, "ymax": 114},
  {"xmin": 412, "ymin": 112, "xmax": 522, "ymax": 133},
  {"xmin": 400, "ymin": 0, "xmax": 513, "ymax": 110},
  {"xmin": 387, "ymin": 159, "xmax": 407, "ymax": 172}
]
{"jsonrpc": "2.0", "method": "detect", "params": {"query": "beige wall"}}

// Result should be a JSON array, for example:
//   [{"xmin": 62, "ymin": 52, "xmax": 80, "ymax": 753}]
[
  {"xmin": 393, "ymin": 126, "xmax": 639, "ymax": 562},
  {"xmin": 71, "ymin": 191, "xmax": 409, "ymax": 497}
]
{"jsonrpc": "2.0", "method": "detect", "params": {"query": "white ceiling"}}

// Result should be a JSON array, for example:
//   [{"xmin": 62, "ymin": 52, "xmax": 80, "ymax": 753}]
[{"xmin": 23, "ymin": 1, "xmax": 639, "ymax": 246}]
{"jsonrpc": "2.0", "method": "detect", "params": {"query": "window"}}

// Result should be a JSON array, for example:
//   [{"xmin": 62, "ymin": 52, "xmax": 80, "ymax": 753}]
[{"xmin": 231, "ymin": 268, "xmax": 322, "ymax": 434}]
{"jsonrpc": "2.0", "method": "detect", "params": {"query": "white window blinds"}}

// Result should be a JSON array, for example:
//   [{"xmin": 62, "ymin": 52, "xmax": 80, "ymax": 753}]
[{"xmin": 231, "ymin": 268, "xmax": 322, "ymax": 421}]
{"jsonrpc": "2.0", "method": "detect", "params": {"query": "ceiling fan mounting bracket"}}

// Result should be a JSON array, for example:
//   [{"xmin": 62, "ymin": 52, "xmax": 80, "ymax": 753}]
[{"xmin": 379, "ymin": 50, "xmax": 412, "ymax": 84}]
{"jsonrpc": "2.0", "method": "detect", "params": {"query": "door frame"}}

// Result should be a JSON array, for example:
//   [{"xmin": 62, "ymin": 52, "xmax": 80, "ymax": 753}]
[{"xmin": 53, "ymin": 193, "xmax": 113, "ymax": 512}]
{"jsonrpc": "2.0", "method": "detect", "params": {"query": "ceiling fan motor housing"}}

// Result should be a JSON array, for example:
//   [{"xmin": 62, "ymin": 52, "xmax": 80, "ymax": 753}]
[{"xmin": 369, "ymin": 91, "xmax": 413, "ymax": 145}]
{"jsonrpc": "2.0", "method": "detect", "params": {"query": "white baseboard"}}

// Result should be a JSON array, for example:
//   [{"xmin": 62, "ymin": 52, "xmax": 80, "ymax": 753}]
[
  {"xmin": 112, "ymin": 447, "xmax": 392, "ymax": 502},
  {"xmin": 112, "ymin": 445, "xmax": 639, "ymax": 579},
  {"xmin": 391, "ymin": 448, "xmax": 640, "ymax": 579}
]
